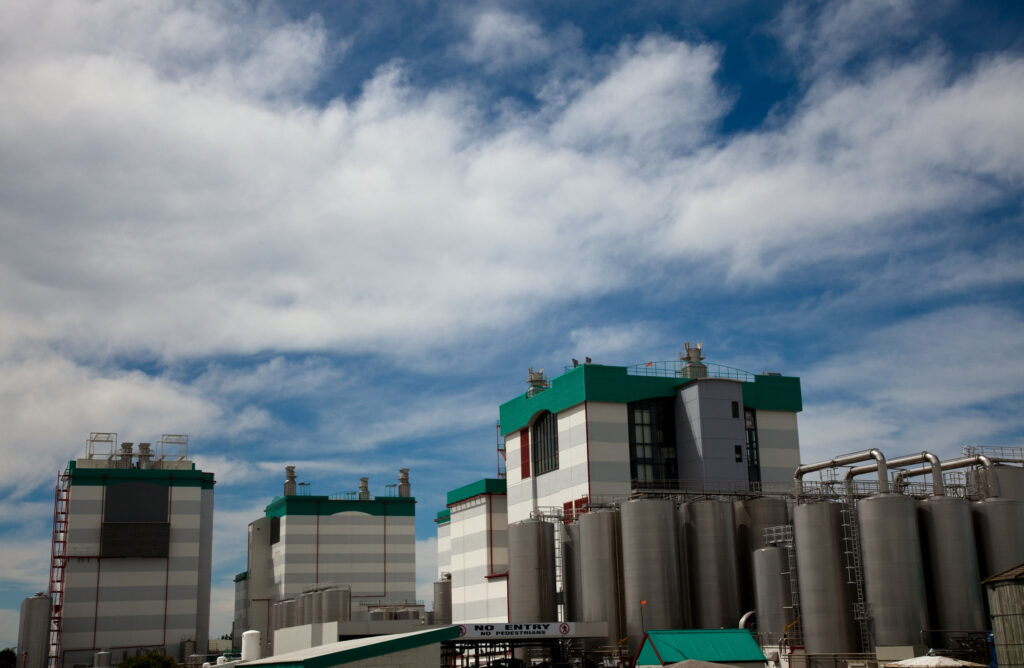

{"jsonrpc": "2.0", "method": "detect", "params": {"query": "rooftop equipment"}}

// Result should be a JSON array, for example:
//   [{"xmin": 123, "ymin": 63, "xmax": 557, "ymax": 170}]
[
  {"xmin": 284, "ymin": 466, "xmax": 297, "ymax": 496},
  {"xmin": 398, "ymin": 468, "xmax": 411, "ymax": 497}
]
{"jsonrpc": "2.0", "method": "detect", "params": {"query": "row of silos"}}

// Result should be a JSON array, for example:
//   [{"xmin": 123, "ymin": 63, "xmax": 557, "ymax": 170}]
[{"xmin": 270, "ymin": 586, "xmax": 351, "ymax": 630}]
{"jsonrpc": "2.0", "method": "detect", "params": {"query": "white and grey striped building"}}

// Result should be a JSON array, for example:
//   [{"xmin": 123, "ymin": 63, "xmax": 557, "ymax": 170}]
[{"xmin": 58, "ymin": 445, "xmax": 214, "ymax": 668}]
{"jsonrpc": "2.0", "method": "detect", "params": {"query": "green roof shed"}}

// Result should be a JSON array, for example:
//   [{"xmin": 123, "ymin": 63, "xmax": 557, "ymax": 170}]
[{"xmin": 635, "ymin": 629, "xmax": 767, "ymax": 667}]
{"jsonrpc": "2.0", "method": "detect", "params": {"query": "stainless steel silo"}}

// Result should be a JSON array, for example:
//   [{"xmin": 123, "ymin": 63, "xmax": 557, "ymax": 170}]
[
  {"xmin": 279, "ymin": 598, "xmax": 297, "ymax": 628},
  {"xmin": 508, "ymin": 519, "xmax": 557, "ymax": 622},
  {"xmin": 561, "ymin": 522, "xmax": 583, "ymax": 622},
  {"xmin": 433, "ymin": 577, "xmax": 452, "ymax": 625},
  {"xmin": 917, "ymin": 495, "xmax": 985, "ymax": 648},
  {"xmin": 579, "ymin": 509, "xmax": 625, "ymax": 647},
  {"xmin": 621, "ymin": 498, "xmax": 684, "ymax": 654},
  {"xmin": 793, "ymin": 500, "xmax": 860, "ymax": 654},
  {"xmin": 299, "ymin": 591, "xmax": 315, "ymax": 626},
  {"xmin": 683, "ymin": 499, "xmax": 742, "ymax": 629},
  {"xmin": 858, "ymin": 494, "xmax": 929, "ymax": 653},
  {"xmin": 972, "ymin": 497, "xmax": 1024, "ymax": 579},
  {"xmin": 735, "ymin": 497, "xmax": 789, "ymax": 614},
  {"xmin": 322, "ymin": 586, "xmax": 351, "ymax": 623},
  {"xmin": 18, "ymin": 593, "xmax": 51, "ymax": 668},
  {"xmin": 753, "ymin": 546, "xmax": 794, "ymax": 644}
]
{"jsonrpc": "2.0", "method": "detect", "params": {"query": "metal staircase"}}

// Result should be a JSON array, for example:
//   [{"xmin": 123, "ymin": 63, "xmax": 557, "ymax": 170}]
[
  {"xmin": 840, "ymin": 497, "xmax": 872, "ymax": 652},
  {"xmin": 47, "ymin": 469, "xmax": 70, "ymax": 668}
]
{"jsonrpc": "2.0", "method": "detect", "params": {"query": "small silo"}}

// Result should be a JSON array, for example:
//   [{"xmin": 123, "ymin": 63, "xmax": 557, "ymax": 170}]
[
  {"xmin": 917, "ymin": 494, "xmax": 986, "ymax": 648},
  {"xmin": 579, "ymin": 509, "xmax": 625, "ymax": 648},
  {"xmin": 753, "ymin": 546, "xmax": 794, "ymax": 644},
  {"xmin": 561, "ymin": 522, "xmax": 583, "ymax": 622},
  {"xmin": 279, "ymin": 599, "xmax": 297, "ymax": 629},
  {"xmin": 620, "ymin": 498, "xmax": 684, "ymax": 654},
  {"xmin": 18, "ymin": 593, "xmax": 51, "ymax": 668},
  {"xmin": 433, "ymin": 576, "xmax": 452, "ymax": 625},
  {"xmin": 857, "ymin": 493, "xmax": 929, "ymax": 654},
  {"xmin": 793, "ymin": 500, "xmax": 860, "ymax": 654},
  {"xmin": 734, "ymin": 497, "xmax": 789, "ymax": 614},
  {"xmin": 299, "ymin": 591, "xmax": 316, "ymax": 626},
  {"xmin": 683, "ymin": 499, "xmax": 742, "ymax": 628},
  {"xmin": 508, "ymin": 519, "xmax": 557, "ymax": 622}
]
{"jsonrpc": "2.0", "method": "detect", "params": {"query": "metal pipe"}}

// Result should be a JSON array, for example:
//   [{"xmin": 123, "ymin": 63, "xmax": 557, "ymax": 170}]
[
  {"xmin": 844, "ymin": 451, "xmax": 943, "ymax": 496},
  {"xmin": 738, "ymin": 610, "xmax": 755, "ymax": 629},
  {"xmin": 794, "ymin": 449, "xmax": 888, "ymax": 498},
  {"xmin": 896, "ymin": 455, "xmax": 1001, "ymax": 498}
]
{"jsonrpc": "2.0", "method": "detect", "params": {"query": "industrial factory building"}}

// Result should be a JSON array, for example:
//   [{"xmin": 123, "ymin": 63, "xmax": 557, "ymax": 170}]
[
  {"xmin": 43, "ymin": 433, "xmax": 215, "ymax": 668},
  {"xmin": 234, "ymin": 468, "xmax": 419, "ymax": 657},
  {"xmin": 436, "ymin": 348, "xmax": 1024, "ymax": 667}
]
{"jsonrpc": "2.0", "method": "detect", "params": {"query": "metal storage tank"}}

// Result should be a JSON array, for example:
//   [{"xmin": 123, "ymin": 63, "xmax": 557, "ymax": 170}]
[
  {"xmin": 753, "ymin": 546, "xmax": 794, "ymax": 644},
  {"xmin": 735, "ymin": 497, "xmax": 789, "ymax": 614},
  {"xmin": 683, "ymin": 499, "xmax": 742, "ymax": 629},
  {"xmin": 508, "ymin": 519, "xmax": 557, "ymax": 622},
  {"xmin": 917, "ymin": 495, "xmax": 986, "ymax": 647},
  {"xmin": 561, "ymin": 522, "xmax": 583, "ymax": 622},
  {"xmin": 299, "ymin": 591, "xmax": 315, "ymax": 626},
  {"xmin": 279, "ymin": 598, "xmax": 297, "ymax": 628},
  {"xmin": 858, "ymin": 494, "xmax": 929, "ymax": 653},
  {"xmin": 433, "ymin": 577, "xmax": 452, "ymax": 625},
  {"xmin": 18, "ymin": 593, "xmax": 51, "ymax": 668},
  {"xmin": 322, "ymin": 586, "xmax": 351, "ymax": 623},
  {"xmin": 579, "ymin": 509, "xmax": 625, "ymax": 648},
  {"xmin": 621, "ymin": 498, "xmax": 684, "ymax": 654},
  {"xmin": 972, "ymin": 497, "xmax": 1024, "ymax": 579},
  {"xmin": 793, "ymin": 500, "xmax": 860, "ymax": 654}
]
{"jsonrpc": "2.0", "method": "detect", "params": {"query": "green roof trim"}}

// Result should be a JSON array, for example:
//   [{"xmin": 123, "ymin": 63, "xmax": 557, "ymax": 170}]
[
  {"xmin": 435, "ymin": 509, "xmax": 451, "ymax": 524},
  {"xmin": 499, "ymin": 364, "xmax": 803, "ymax": 434},
  {"xmin": 246, "ymin": 626, "xmax": 460, "ymax": 668},
  {"xmin": 742, "ymin": 374, "xmax": 803, "ymax": 412},
  {"xmin": 264, "ymin": 495, "xmax": 416, "ymax": 518},
  {"xmin": 446, "ymin": 478, "xmax": 506, "ymax": 506},
  {"xmin": 66, "ymin": 462, "xmax": 215, "ymax": 489},
  {"xmin": 499, "ymin": 364, "xmax": 689, "ymax": 435},
  {"xmin": 636, "ymin": 629, "xmax": 766, "ymax": 666},
  {"xmin": 234, "ymin": 571, "xmax": 248, "ymax": 583}
]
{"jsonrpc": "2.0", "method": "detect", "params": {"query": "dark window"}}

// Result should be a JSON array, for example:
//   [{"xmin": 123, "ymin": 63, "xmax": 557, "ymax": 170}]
[
  {"xmin": 520, "ymin": 428, "xmax": 531, "ymax": 479},
  {"xmin": 735, "ymin": 445, "xmax": 743, "ymax": 462},
  {"xmin": 745, "ymin": 407, "xmax": 762, "ymax": 484},
  {"xmin": 732, "ymin": 401, "xmax": 740, "ymax": 418},
  {"xmin": 627, "ymin": 398, "xmax": 677, "ymax": 489},
  {"xmin": 531, "ymin": 411, "xmax": 559, "ymax": 476},
  {"xmin": 101, "ymin": 482, "xmax": 170, "ymax": 557},
  {"xmin": 270, "ymin": 516, "xmax": 281, "ymax": 544}
]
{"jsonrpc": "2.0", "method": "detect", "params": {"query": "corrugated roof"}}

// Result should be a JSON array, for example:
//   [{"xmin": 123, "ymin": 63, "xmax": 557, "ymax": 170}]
[
  {"xmin": 982, "ymin": 561, "xmax": 1024, "ymax": 584},
  {"xmin": 240, "ymin": 626, "xmax": 459, "ymax": 668},
  {"xmin": 636, "ymin": 629, "xmax": 766, "ymax": 666}
]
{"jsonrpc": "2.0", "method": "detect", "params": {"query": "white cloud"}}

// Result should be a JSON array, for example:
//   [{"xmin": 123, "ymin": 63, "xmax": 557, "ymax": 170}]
[
  {"xmin": 0, "ymin": 608, "xmax": 20, "ymax": 652},
  {"xmin": 460, "ymin": 9, "xmax": 555, "ymax": 72}
]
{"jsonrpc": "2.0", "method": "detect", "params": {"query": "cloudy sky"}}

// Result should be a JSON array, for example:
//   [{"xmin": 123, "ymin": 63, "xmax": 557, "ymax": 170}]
[{"xmin": 1, "ymin": 0, "xmax": 1023, "ymax": 647}]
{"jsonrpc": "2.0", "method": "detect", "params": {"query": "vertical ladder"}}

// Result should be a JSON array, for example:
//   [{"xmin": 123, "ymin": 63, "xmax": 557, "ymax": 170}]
[
  {"xmin": 840, "ymin": 497, "xmax": 871, "ymax": 652},
  {"xmin": 48, "ymin": 470, "xmax": 70, "ymax": 668},
  {"xmin": 766, "ymin": 524, "xmax": 802, "ymax": 645}
]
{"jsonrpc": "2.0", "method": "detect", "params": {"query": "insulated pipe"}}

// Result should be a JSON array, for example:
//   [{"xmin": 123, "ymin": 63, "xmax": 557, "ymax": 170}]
[
  {"xmin": 896, "ymin": 455, "xmax": 1000, "ymax": 498},
  {"xmin": 794, "ymin": 449, "xmax": 889, "ymax": 498},
  {"xmin": 844, "ymin": 451, "xmax": 943, "ymax": 496},
  {"xmin": 738, "ymin": 610, "xmax": 755, "ymax": 630}
]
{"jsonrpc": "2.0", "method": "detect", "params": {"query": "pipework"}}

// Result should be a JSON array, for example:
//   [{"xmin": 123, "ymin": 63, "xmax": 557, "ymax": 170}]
[
  {"xmin": 896, "ymin": 455, "xmax": 1001, "ymax": 499},
  {"xmin": 794, "ymin": 448, "xmax": 888, "ymax": 499},
  {"xmin": 844, "ymin": 451, "xmax": 943, "ymax": 496}
]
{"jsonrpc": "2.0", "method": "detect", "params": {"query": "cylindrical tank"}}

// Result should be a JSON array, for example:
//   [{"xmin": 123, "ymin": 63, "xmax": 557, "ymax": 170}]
[
  {"xmin": 621, "ymin": 498, "xmax": 684, "ymax": 654},
  {"xmin": 735, "ymin": 497, "xmax": 789, "ymax": 613},
  {"xmin": 917, "ymin": 496, "xmax": 986, "ymax": 647},
  {"xmin": 753, "ymin": 546, "xmax": 794, "ymax": 643},
  {"xmin": 241, "ymin": 630, "xmax": 261, "ymax": 661},
  {"xmin": 311, "ymin": 590, "xmax": 324, "ymax": 623},
  {"xmin": 793, "ymin": 501, "xmax": 859, "ymax": 654},
  {"xmin": 299, "ymin": 591, "xmax": 315, "ymax": 626},
  {"xmin": 279, "ymin": 599, "xmax": 297, "ymax": 628},
  {"xmin": 684, "ymin": 499, "xmax": 742, "ymax": 628},
  {"xmin": 579, "ymin": 510, "xmax": 624, "ymax": 647},
  {"xmin": 93, "ymin": 651, "xmax": 112, "ymax": 667},
  {"xmin": 972, "ymin": 498, "xmax": 1024, "ymax": 579},
  {"xmin": 858, "ymin": 494, "xmax": 929, "ymax": 652},
  {"xmin": 561, "ymin": 522, "xmax": 583, "ymax": 622},
  {"xmin": 508, "ymin": 520, "xmax": 557, "ymax": 621},
  {"xmin": 433, "ymin": 578, "xmax": 452, "ymax": 625},
  {"xmin": 368, "ymin": 608, "xmax": 390, "ymax": 621},
  {"xmin": 321, "ymin": 586, "xmax": 351, "ymax": 623},
  {"xmin": 18, "ymin": 593, "xmax": 51, "ymax": 668}
]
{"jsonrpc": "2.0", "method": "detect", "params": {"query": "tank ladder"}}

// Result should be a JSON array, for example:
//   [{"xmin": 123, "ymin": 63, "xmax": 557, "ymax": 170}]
[
  {"xmin": 840, "ymin": 497, "xmax": 872, "ymax": 652},
  {"xmin": 766, "ymin": 524, "xmax": 802, "ymax": 645},
  {"xmin": 47, "ymin": 469, "xmax": 70, "ymax": 668}
]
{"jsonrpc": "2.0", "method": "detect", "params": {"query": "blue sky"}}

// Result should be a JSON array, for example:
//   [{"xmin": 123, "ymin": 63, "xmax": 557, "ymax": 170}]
[{"xmin": 1, "ymin": 0, "xmax": 1023, "ymax": 648}]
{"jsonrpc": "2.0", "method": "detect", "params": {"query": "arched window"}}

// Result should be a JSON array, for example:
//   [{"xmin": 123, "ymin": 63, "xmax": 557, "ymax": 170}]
[{"xmin": 531, "ymin": 411, "xmax": 559, "ymax": 475}]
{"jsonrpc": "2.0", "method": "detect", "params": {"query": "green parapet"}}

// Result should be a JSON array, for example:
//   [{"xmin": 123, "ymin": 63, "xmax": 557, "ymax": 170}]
[
  {"xmin": 264, "ymin": 495, "xmax": 416, "ymax": 518},
  {"xmin": 67, "ymin": 464, "xmax": 215, "ymax": 489},
  {"xmin": 446, "ymin": 479, "xmax": 506, "ymax": 507},
  {"xmin": 741, "ymin": 374, "xmax": 803, "ymax": 412},
  {"xmin": 435, "ymin": 508, "xmax": 451, "ymax": 524}
]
